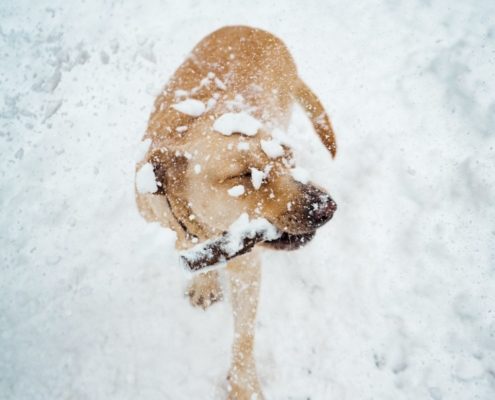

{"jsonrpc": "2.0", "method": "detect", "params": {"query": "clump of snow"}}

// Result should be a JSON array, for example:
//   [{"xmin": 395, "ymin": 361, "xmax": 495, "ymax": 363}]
[
  {"xmin": 135, "ymin": 138, "xmax": 151, "ymax": 162},
  {"xmin": 237, "ymin": 141, "xmax": 250, "ymax": 151},
  {"xmin": 224, "ymin": 213, "xmax": 280, "ymax": 255},
  {"xmin": 136, "ymin": 162, "xmax": 158, "ymax": 193},
  {"xmin": 291, "ymin": 167, "xmax": 310, "ymax": 184},
  {"xmin": 250, "ymin": 168, "xmax": 265, "ymax": 190},
  {"xmin": 261, "ymin": 139, "xmax": 284, "ymax": 158},
  {"xmin": 215, "ymin": 77, "xmax": 226, "ymax": 90},
  {"xmin": 194, "ymin": 164, "xmax": 201, "ymax": 174},
  {"xmin": 271, "ymin": 128, "xmax": 294, "ymax": 147},
  {"xmin": 172, "ymin": 99, "xmax": 205, "ymax": 116},
  {"xmin": 176, "ymin": 126, "xmax": 188, "ymax": 133},
  {"xmin": 227, "ymin": 184, "xmax": 245, "ymax": 197},
  {"xmin": 174, "ymin": 89, "xmax": 189, "ymax": 98},
  {"xmin": 213, "ymin": 112, "xmax": 261, "ymax": 136},
  {"xmin": 206, "ymin": 98, "xmax": 217, "ymax": 111},
  {"xmin": 226, "ymin": 94, "xmax": 252, "ymax": 112},
  {"xmin": 199, "ymin": 77, "xmax": 210, "ymax": 87}
]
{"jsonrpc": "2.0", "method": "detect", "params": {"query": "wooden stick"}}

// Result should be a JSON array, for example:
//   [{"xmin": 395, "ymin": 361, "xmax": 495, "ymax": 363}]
[
  {"xmin": 179, "ymin": 232, "xmax": 266, "ymax": 272},
  {"xmin": 179, "ymin": 214, "xmax": 281, "ymax": 272}
]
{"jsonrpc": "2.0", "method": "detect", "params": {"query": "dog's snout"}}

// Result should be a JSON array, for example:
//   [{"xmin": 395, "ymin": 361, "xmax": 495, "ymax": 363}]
[{"xmin": 302, "ymin": 186, "xmax": 337, "ymax": 228}]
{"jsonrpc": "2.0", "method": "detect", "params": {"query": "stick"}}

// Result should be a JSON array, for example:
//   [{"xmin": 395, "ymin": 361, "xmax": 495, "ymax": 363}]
[{"xmin": 179, "ymin": 214, "xmax": 280, "ymax": 272}]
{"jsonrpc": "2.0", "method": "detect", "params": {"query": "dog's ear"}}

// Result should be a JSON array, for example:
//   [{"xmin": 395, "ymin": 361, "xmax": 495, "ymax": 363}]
[
  {"xmin": 147, "ymin": 148, "xmax": 185, "ymax": 195},
  {"xmin": 145, "ymin": 147, "xmax": 211, "ymax": 241}
]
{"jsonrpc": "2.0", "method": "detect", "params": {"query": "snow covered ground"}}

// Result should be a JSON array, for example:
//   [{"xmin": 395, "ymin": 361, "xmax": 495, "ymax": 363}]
[{"xmin": 1, "ymin": 1, "xmax": 495, "ymax": 399}]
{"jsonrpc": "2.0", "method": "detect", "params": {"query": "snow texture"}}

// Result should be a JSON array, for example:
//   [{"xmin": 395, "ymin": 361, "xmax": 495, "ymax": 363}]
[
  {"xmin": 171, "ymin": 98, "xmax": 205, "ymax": 116},
  {"xmin": 1, "ymin": 1, "xmax": 495, "ymax": 400},
  {"xmin": 135, "ymin": 162, "xmax": 158, "ymax": 193},
  {"xmin": 271, "ymin": 127, "xmax": 294, "ymax": 147},
  {"xmin": 135, "ymin": 138, "xmax": 151, "ymax": 162},
  {"xmin": 291, "ymin": 166, "xmax": 310, "ymax": 184},
  {"xmin": 213, "ymin": 112, "xmax": 261, "ymax": 136},
  {"xmin": 237, "ymin": 141, "xmax": 250, "ymax": 151},
  {"xmin": 227, "ymin": 184, "xmax": 245, "ymax": 197},
  {"xmin": 250, "ymin": 167, "xmax": 264, "ymax": 190},
  {"xmin": 224, "ymin": 213, "xmax": 280, "ymax": 255},
  {"xmin": 215, "ymin": 77, "xmax": 227, "ymax": 90},
  {"xmin": 260, "ymin": 138, "xmax": 284, "ymax": 158}
]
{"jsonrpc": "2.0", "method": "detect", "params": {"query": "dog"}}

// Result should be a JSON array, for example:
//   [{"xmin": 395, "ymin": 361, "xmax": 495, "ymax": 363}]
[{"xmin": 135, "ymin": 26, "xmax": 337, "ymax": 400}]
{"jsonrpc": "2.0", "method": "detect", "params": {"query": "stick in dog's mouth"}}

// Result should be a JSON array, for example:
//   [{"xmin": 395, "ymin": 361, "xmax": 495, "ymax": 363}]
[
  {"xmin": 179, "ymin": 213, "xmax": 281, "ymax": 272},
  {"xmin": 179, "ymin": 213, "xmax": 329, "ymax": 272}
]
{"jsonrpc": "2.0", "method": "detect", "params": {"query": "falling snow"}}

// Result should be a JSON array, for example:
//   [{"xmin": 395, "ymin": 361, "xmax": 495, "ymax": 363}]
[{"xmin": 1, "ymin": 1, "xmax": 494, "ymax": 400}]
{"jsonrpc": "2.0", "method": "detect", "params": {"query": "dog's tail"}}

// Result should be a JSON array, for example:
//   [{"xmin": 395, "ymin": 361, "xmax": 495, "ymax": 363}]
[{"xmin": 293, "ymin": 78, "xmax": 337, "ymax": 158}]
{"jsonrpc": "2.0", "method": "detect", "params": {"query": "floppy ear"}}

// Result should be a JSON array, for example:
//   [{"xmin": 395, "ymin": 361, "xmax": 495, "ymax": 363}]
[
  {"xmin": 144, "ymin": 148, "xmax": 211, "ymax": 241},
  {"xmin": 293, "ymin": 78, "xmax": 337, "ymax": 158},
  {"xmin": 134, "ymin": 148, "xmax": 180, "ymax": 240}
]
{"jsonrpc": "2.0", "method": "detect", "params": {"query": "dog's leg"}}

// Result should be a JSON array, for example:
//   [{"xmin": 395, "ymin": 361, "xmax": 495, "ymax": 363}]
[
  {"xmin": 186, "ymin": 270, "xmax": 223, "ymax": 309},
  {"xmin": 226, "ymin": 252, "xmax": 264, "ymax": 400},
  {"xmin": 294, "ymin": 78, "xmax": 337, "ymax": 157}
]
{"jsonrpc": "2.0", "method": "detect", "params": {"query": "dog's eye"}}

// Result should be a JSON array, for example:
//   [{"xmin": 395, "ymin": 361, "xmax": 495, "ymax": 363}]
[
  {"xmin": 229, "ymin": 171, "xmax": 251, "ymax": 180},
  {"xmin": 220, "ymin": 170, "xmax": 252, "ymax": 184}
]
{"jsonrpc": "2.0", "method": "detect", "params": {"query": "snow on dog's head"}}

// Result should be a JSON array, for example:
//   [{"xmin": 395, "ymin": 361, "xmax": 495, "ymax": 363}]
[{"xmin": 144, "ymin": 110, "xmax": 336, "ymax": 250}]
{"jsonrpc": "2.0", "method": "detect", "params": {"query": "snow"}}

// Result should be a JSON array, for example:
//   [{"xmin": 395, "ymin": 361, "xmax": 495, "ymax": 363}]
[
  {"xmin": 1, "ymin": 1, "xmax": 495, "ymax": 400},
  {"xmin": 237, "ymin": 141, "xmax": 250, "ymax": 151},
  {"xmin": 290, "ymin": 166, "xmax": 309, "ymax": 184},
  {"xmin": 213, "ymin": 112, "xmax": 261, "ymax": 136},
  {"xmin": 260, "ymin": 139, "xmax": 284, "ymax": 158},
  {"xmin": 135, "ymin": 138, "xmax": 151, "ymax": 162},
  {"xmin": 227, "ymin": 184, "xmax": 245, "ymax": 197},
  {"xmin": 171, "ymin": 98, "xmax": 205, "ymax": 116},
  {"xmin": 224, "ymin": 213, "xmax": 280, "ymax": 255},
  {"xmin": 250, "ymin": 168, "xmax": 264, "ymax": 190},
  {"xmin": 215, "ymin": 77, "xmax": 227, "ymax": 90},
  {"xmin": 271, "ymin": 127, "xmax": 293, "ymax": 147},
  {"xmin": 205, "ymin": 97, "xmax": 217, "ymax": 111},
  {"xmin": 135, "ymin": 162, "xmax": 158, "ymax": 193},
  {"xmin": 174, "ymin": 89, "xmax": 189, "ymax": 98},
  {"xmin": 194, "ymin": 164, "xmax": 201, "ymax": 174}
]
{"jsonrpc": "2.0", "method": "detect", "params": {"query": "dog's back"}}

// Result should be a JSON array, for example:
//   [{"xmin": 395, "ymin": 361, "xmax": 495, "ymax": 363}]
[{"xmin": 146, "ymin": 27, "xmax": 297, "ymax": 144}]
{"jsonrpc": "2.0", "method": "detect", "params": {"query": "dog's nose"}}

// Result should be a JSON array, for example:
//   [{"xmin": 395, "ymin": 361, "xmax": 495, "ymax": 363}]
[{"xmin": 302, "ymin": 185, "xmax": 337, "ymax": 228}]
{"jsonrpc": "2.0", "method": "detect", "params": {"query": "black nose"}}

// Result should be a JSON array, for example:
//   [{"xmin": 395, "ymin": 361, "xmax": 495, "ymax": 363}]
[{"xmin": 302, "ymin": 186, "xmax": 337, "ymax": 228}]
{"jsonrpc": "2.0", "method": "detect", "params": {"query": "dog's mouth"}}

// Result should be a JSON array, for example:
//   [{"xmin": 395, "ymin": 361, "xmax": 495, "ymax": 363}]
[{"xmin": 262, "ymin": 230, "xmax": 316, "ymax": 251}]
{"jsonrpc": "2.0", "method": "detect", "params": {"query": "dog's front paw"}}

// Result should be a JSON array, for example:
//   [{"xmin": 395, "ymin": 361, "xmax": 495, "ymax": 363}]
[{"xmin": 186, "ymin": 271, "xmax": 223, "ymax": 309}]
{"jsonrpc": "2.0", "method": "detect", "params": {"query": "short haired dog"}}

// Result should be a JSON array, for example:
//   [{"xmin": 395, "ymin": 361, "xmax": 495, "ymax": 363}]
[{"xmin": 135, "ymin": 26, "xmax": 337, "ymax": 399}]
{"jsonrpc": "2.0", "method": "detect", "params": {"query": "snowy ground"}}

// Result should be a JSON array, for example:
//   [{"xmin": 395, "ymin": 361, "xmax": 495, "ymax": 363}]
[{"xmin": 1, "ymin": 1, "xmax": 495, "ymax": 399}]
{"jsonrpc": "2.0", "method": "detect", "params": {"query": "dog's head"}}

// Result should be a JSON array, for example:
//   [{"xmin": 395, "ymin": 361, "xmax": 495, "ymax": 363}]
[{"xmin": 144, "ymin": 116, "xmax": 336, "ymax": 251}]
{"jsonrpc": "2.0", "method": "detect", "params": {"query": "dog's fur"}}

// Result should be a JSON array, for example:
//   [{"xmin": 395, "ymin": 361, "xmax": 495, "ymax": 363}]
[{"xmin": 135, "ymin": 26, "xmax": 337, "ymax": 399}]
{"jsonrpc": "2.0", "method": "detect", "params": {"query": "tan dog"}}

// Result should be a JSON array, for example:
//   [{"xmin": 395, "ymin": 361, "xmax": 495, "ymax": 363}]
[{"xmin": 135, "ymin": 26, "xmax": 337, "ymax": 399}]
